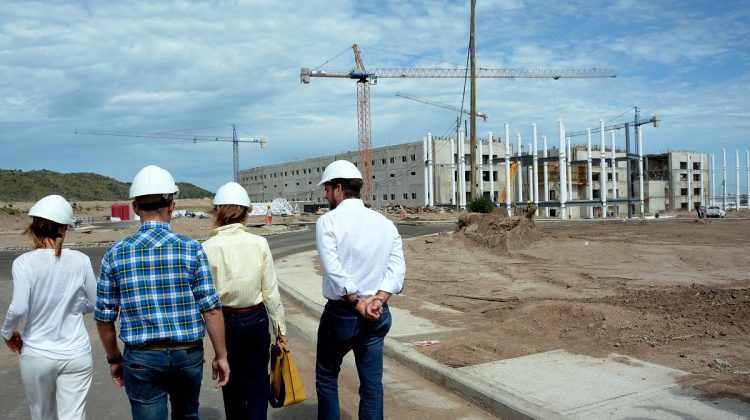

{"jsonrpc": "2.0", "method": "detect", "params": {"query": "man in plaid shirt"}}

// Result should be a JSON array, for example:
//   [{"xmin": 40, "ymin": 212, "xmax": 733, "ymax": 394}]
[{"xmin": 94, "ymin": 165, "xmax": 229, "ymax": 419}]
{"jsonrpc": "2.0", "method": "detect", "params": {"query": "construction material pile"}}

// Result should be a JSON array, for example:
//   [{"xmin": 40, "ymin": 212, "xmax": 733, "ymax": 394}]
[
  {"xmin": 381, "ymin": 204, "xmax": 457, "ymax": 215},
  {"xmin": 457, "ymin": 207, "xmax": 544, "ymax": 252}
]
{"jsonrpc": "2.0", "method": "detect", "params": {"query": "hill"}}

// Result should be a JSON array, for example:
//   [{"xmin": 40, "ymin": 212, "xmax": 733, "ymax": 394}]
[{"xmin": 0, "ymin": 169, "xmax": 213, "ymax": 202}]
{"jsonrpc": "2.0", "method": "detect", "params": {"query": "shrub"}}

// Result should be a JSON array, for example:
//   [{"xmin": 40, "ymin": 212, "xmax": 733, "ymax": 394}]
[{"xmin": 467, "ymin": 195, "xmax": 495, "ymax": 213}]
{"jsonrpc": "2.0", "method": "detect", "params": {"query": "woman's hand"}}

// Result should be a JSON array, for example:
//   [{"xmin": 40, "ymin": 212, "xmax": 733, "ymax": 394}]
[{"xmin": 4, "ymin": 331, "xmax": 23, "ymax": 353}]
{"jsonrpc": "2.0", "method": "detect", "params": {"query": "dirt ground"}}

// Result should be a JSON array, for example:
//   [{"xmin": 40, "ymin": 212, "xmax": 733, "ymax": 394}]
[
  {"xmin": 2, "ymin": 200, "xmax": 749, "ymax": 403},
  {"xmin": 399, "ymin": 209, "xmax": 750, "ymax": 405}
]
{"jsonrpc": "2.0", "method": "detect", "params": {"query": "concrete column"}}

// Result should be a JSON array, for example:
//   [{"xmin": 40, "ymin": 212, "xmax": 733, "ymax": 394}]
[
  {"xmin": 736, "ymin": 149, "xmax": 741, "ymax": 211},
  {"xmin": 566, "ymin": 136, "xmax": 573, "ymax": 204},
  {"xmin": 532, "ymin": 124, "xmax": 539, "ymax": 211},
  {"xmin": 611, "ymin": 131, "xmax": 617, "ymax": 203},
  {"xmin": 722, "ymin": 148, "xmax": 727, "ymax": 210},
  {"xmin": 427, "ymin": 133, "xmax": 434, "ymax": 207},
  {"xmin": 450, "ymin": 136, "xmax": 456, "ymax": 207},
  {"xmin": 586, "ymin": 128, "xmax": 593, "ymax": 218},
  {"xmin": 423, "ymin": 136, "xmax": 429, "ymax": 206},
  {"xmin": 687, "ymin": 152, "xmax": 694, "ymax": 211},
  {"xmin": 477, "ymin": 138, "xmax": 483, "ymax": 196},
  {"xmin": 711, "ymin": 154, "xmax": 716, "ymax": 206},
  {"xmin": 699, "ymin": 154, "xmax": 704, "ymax": 207},
  {"xmin": 504, "ymin": 123, "xmax": 512, "ymax": 215},
  {"xmin": 543, "ymin": 135, "xmax": 550, "ymax": 217},
  {"xmin": 599, "ymin": 120, "xmax": 607, "ymax": 218},
  {"xmin": 488, "ymin": 132, "xmax": 494, "ymax": 202},
  {"xmin": 517, "ymin": 133, "xmax": 523, "ymax": 203},
  {"xmin": 558, "ymin": 120, "xmax": 568, "ymax": 219}
]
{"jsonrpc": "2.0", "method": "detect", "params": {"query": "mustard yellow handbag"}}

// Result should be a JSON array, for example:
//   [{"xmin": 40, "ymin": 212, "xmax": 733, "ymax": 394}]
[{"xmin": 269, "ymin": 341, "xmax": 306, "ymax": 408}]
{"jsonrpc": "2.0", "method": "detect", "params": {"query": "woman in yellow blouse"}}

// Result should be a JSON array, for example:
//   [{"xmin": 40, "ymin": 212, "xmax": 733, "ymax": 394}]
[{"xmin": 203, "ymin": 182, "xmax": 287, "ymax": 419}]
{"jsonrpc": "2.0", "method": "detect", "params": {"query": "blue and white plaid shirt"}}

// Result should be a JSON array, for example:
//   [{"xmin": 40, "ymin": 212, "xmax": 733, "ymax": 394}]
[{"xmin": 94, "ymin": 221, "xmax": 221, "ymax": 346}]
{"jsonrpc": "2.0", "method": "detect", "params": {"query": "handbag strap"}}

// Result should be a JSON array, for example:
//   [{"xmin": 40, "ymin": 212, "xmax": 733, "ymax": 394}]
[{"xmin": 269, "ymin": 343, "xmax": 287, "ymax": 408}]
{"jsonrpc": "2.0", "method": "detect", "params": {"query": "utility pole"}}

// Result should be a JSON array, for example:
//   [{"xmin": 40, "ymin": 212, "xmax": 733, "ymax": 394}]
[{"xmin": 469, "ymin": 0, "xmax": 478, "ymax": 197}]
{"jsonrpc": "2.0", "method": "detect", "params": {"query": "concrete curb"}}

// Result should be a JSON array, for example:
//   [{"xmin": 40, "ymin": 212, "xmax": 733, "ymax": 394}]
[{"xmin": 276, "ymin": 249, "xmax": 558, "ymax": 420}]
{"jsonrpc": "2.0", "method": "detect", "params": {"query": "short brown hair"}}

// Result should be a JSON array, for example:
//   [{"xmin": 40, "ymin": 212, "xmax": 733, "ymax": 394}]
[
  {"xmin": 25, "ymin": 217, "xmax": 67, "ymax": 257},
  {"xmin": 210, "ymin": 204, "xmax": 249, "ymax": 227}
]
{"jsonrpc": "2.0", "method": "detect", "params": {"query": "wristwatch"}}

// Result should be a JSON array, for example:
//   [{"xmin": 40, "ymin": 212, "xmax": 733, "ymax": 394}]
[{"xmin": 107, "ymin": 353, "xmax": 123, "ymax": 364}]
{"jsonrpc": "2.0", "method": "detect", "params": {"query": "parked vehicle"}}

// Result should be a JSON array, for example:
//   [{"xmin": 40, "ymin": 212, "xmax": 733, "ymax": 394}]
[{"xmin": 705, "ymin": 206, "xmax": 726, "ymax": 218}]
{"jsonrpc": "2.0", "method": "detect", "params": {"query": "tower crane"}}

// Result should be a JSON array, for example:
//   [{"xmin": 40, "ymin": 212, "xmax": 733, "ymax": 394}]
[
  {"xmin": 301, "ymin": 44, "xmax": 616, "ymax": 203},
  {"xmin": 75, "ymin": 124, "xmax": 267, "ymax": 182},
  {"xmin": 395, "ymin": 91, "xmax": 489, "ymax": 122}
]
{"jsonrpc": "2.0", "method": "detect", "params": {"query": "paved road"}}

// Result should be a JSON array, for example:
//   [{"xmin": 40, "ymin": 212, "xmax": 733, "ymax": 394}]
[{"xmin": 1, "ymin": 222, "xmax": 491, "ymax": 419}]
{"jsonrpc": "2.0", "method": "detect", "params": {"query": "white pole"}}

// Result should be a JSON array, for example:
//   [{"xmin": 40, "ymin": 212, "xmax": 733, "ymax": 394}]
[
  {"xmin": 711, "ymin": 154, "xmax": 716, "ymax": 206},
  {"xmin": 543, "ymin": 135, "xmax": 550, "ymax": 217},
  {"xmin": 699, "ymin": 154, "xmax": 704, "ymax": 208},
  {"xmin": 558, "ymin": 120, "xmax": 568, "ymax": 219},
  {"xmin": 611, "ymin": 131, "xmax": 617, "ymax": 215},
  {"xmin": 566, "ymin": 136, "xmax": 573, "ymax": 204},
  {"xmin": 504, "ymin": 123, "xmax": 512, "ymax": 215},
  {"xmin": 458, "ymin": 129, "xmax": 466, "ymax": 209},
  {"xmin": 687, "ymin": 152, "xmax": 693, "ymax": 211},
  {"xmin": 477, "ymin": 137, "xmax": 484, "ymax": 196},
  {"xmin": 586, "ymin": 128, "xmax": 593, "ymax": 218},
  {"xmin": 450, "ymin": 136, "xmax": 456, "ymax": 207},
  {"xmin": 427, "ymin": 133, "xmax": 434, "ymax": 207},
  {"xmin": 423, "ymin": 136, "xmax": 428, "ymax": 206},
  {"xmin": 736, "ymin": 149, "xmax": 741, "ymax": 211},
  {"xmin": 599, "ymin": 120, "xmax": 607, "ymax": 218},
  {"xmin": 488, "ymin": 132, "xmax": 494, "ymax": 203},
  {"xmin": 637, "ymin": 125, "xmax": 644, "ymax": 217},
  {"xmin": 722, "ymin": 148, "xmax": 727, "ymax": 210},
  {"xmin": 517, "ymin": 133, "xmax": 523, "ymax": 203},
  {"xmin": 532, "ymin": 124, "xmax": 539, "ymax": 213}
]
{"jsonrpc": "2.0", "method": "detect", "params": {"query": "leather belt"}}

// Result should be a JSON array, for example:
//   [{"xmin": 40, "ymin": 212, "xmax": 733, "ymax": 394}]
[
  {"xmin": 222, "ymin": 303, "xmax": 264, "ymax": 313},
  {"xmin": 136, "ymin": 340, "xmax": 201, "ymax": 351}
]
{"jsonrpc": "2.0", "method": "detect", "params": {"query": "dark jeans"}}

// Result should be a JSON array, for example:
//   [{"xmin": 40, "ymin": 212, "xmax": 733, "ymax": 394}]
[
  {"xmin": 122, "ymin": 344, "xmax": 204, "ymax": 420},
  {"xmin": 316, "ymin": 301, "xmax": 392, "ymax": 420},
  {"xmin": 222, "ymin": 306, "xmax": 271, "ymax": 420}
]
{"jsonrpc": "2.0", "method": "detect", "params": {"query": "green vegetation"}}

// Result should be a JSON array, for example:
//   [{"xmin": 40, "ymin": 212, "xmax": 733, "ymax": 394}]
[
  {"xmin": 0, "ymin": 169, "xmax": 213, "ymax": 201},
  {"xmin": 467, "ymin": 195, "xmax": 495, "ymax": 213},
  {"xmin": 0, "ymin": 204, "xmax": 24, "ymax": 216}
]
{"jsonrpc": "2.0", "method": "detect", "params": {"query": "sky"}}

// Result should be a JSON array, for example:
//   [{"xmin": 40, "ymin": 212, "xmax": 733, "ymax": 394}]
[{"xmin": 2, "ymin": 0, "xmax": 749, "ymax": 193}]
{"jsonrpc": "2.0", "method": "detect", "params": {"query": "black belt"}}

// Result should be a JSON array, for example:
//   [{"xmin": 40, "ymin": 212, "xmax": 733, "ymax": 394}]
[
  {"xmin": 134, "ymin": 340, "xmax": 201, "ymax": 351},
  {"xmin": 222, "ymin": 303, "xmax": 264, "ymax": 313}
]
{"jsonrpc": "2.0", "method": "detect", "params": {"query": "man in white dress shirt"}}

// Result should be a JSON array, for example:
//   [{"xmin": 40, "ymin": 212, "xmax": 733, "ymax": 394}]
[{"xmin": 314, "ymin": 159, "xmax": 406, "ymax": 420}]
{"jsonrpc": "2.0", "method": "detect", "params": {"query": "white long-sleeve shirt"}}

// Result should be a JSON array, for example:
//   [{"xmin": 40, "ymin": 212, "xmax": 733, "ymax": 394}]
[
  {"xmin": 316, "ymin": 199, "xmax": 405, "ymax": 300},
  {"xmin": 202, "ymin": 223, "xmax": 286, "ymax": 335},
  {"xmin": 1, "ymin": 249, "xmax": 97, "ymax": 359}
]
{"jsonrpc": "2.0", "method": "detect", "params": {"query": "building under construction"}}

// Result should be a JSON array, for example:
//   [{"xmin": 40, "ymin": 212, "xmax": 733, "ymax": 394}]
[{"xmin": 239, "ymin": 133, "xmax": 719, "ymax": 218}]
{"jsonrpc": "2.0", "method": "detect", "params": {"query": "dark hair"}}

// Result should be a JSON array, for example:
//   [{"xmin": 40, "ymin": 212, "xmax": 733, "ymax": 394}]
[
  {"xmin": 25, "ymin": 217, "xmax": 66, "ymax": 257},
  {"xmin": 326, "ymin": 178, "xmax": 362, "ymax": 199},
  {"xmin": 135, "ymin": 194, "xmax": 173, "ymax": 211},
  {"xmin": 210, "ymin": 204, "xmax": 249, "ymax": 227}
]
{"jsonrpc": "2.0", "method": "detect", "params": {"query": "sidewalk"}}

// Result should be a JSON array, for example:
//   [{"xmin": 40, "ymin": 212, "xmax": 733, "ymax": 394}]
[{"xmin": 274, "ymin": 246, "xmax": 750, "ymax": 419}]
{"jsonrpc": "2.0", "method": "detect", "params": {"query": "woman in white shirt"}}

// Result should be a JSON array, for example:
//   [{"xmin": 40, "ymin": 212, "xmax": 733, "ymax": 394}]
[
  {"xmin": 202, "ymin": 182, "xmax": 287, "ymax": 419},
  {"xmin": 1, "ymin": 195, "xmax": 97, "ymax": 420}
]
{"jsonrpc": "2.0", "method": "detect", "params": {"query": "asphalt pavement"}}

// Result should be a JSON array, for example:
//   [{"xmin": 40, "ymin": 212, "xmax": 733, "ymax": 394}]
[{"xmin": 0, "ymin": 222, "xmax": 494, "ymax": 419}]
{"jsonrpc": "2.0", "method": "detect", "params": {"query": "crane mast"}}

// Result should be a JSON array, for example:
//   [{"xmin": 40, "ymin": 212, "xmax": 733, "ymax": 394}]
[{"xmin": 75, "ymin": 125, "xmax": 267, "ymax": 182}]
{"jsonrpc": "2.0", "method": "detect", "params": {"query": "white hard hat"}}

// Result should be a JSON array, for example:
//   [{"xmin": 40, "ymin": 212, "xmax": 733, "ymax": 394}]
[
  {"xmin": 129, "ymin": 165, "xmax": 179, "ymax": 198},
  {"xmin": 318, "ymin": 160, "xmax": 363, "ymax": 186},
  {"xmin": 28, "ymin": 195, "xmax": 74, "ymax": 226},
  {"xmin": 213, "ymin": 182, "xmax": 251, "ymax": 207}
]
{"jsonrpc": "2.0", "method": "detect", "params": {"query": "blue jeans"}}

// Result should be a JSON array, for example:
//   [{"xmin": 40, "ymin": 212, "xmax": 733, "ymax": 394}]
[
  {"xmin": 122, "ymin": 344, "xmax": 204, "ymax": 420},
  {"xmin": 221, "ymin": 307, "xmax": 271, "ymax": 420},
  {"xmin": 316, "ymin": 301, "xmax": 392, "ymax": 420}
]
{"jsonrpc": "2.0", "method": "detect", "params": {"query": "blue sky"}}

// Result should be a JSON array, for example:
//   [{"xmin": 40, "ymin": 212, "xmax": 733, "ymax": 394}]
[{"xmin": 1, "ymin": 0, "xmax": 749, "ymax": 193}]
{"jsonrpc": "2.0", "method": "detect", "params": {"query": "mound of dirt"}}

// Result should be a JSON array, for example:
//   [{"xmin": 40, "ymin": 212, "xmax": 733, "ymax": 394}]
[{"xmin": 457, "ymin": 209, "xmax": 544, "ymax": 252}]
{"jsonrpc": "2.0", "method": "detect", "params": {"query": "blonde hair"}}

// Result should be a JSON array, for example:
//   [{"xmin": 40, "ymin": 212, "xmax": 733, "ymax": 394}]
[
  {"xmin": 210, "ymin": 204, "xmax": 249, "ymax": 227},
  {"xmin": 24, "ymin": 217, "xmax": 66, "ymax": 257}
]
